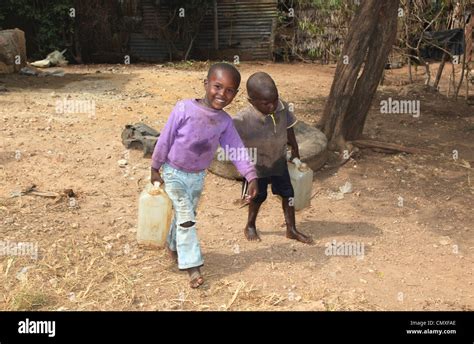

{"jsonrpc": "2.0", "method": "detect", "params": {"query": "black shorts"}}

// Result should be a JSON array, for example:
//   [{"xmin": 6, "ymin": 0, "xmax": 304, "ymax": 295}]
[{"xmin": 242, "ymin": 166, "xmax": 294, "ymax": 204}]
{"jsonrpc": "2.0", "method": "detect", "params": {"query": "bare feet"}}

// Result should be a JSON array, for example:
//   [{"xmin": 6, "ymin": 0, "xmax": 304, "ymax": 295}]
[
  {"xmin": 282, "ymin": 198, "xmax": 313, "ymax": 245},
  {"xmin": 286, "ymin": 229, "xmax": 313, "ymax": 244},
  {"xmin": 245, "ymin": 201, "xmax": 262, "ymax": 242},
  {"xmin": 187, "ymin": 267, "xmax": 204, "ymax": 288},
  {"xmin": 244, "ymin": 225, "xmax": 261, "ymax": 241}
]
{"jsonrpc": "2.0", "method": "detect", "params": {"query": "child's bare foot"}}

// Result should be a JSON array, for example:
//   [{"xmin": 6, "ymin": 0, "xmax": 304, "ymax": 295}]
[
  {"xmin": 282, "ymin": 198, "xmax": 313, "ymax": 245},
  {"xmin": 244, "ymin": 225, "xmax": 261, "ymax": 241},
  {"xmin": 245, "ymin": 201, "xmax": 262, "ymax": 241},
  {"xmin": 286, "ymin": 229, "xmax": 313, "ymax": 244},
  {"xmin": 167, "ymin": 247, "xmax": 178, "ymax": 263},
  {"xmin": 187, "ymin": 267, "xmax": 204, "ymax": 288}
]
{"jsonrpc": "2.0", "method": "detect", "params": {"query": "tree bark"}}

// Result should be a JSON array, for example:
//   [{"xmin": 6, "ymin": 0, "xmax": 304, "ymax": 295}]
[
  {"xmin": 344, "ymin": 0, "xmax": 400, "ymax": 141},
  {"xmin": 317, "ymin": 0, "xmax": 400, "ymax": 152}
]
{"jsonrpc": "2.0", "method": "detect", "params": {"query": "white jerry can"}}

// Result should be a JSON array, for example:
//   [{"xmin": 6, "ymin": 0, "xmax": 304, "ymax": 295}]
[
  {"xmin": 288, "ymin": 158, "xmax": 313, "ymax": 211},
  {"xmin": 137, "ymin": 182, "xmax": 173, "ymax": 248}
]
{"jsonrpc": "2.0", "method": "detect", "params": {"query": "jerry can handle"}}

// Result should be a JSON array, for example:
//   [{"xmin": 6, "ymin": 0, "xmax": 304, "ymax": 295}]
[
  {"xmin": 148, "ymin": 181, "xmax": 163, "ymax": 196},
  {"xmin": 291, "ymin": 158, "xmax": 302, "ymax": 168}
]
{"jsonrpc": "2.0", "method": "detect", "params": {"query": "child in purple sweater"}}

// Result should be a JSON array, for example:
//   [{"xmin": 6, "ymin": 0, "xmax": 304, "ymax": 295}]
[{"xmin": 151, "ymin": 63, "xmax": 258, "ymax": 288}]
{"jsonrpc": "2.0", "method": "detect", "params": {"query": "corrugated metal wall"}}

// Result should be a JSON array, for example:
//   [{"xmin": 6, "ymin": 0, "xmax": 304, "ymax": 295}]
[
  {"xmin": 129, "ymin": 0, "xmax": 174, "ymax": 62},
  {"xmin": 193, "ymin": 0, "xmax": 278, "ymax": 60},
  {"xmin": 129, "ymin": 33, "xmax": 172, "ymax": 61},
  {"xmin": 129, "ymin": 0, "xmax": 278, "ymax": 62}
]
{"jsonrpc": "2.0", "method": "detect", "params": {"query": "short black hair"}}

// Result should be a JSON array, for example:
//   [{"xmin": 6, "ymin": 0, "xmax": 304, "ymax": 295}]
[
  {"xmin": 207, "ymin": 62, "xmax": 241, "ymax": 87},
  {"xmin": 247, "ymin": 72, "xmax": 278, "ymax": 99}
]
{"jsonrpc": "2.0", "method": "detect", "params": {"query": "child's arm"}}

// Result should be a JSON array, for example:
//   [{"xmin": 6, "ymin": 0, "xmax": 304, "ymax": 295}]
[
  {"xmin": 286, "ymin": 102, "xmax": 300, "ymax": 161},
  {"xmin": 287, "ymin": 127, "xmax": 300, "ymax": 161},
  {"xmin": 220, "ymin": 119, "xmax": 259, "ymax": 199},
  {"xmin": 150, "ymin": 102, "xmax": 183, "ymax": 185}
]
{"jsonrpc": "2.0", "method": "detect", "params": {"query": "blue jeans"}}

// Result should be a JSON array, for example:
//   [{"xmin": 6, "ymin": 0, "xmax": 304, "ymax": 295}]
[{"xmin": 162, "ymin": 163, "xmax": 205, "ymax": 269}]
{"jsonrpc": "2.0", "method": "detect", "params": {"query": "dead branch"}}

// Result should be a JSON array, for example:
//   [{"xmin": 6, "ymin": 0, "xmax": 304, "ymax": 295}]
[{"xmin": 351, "ymin": 139, "xmax": 436, "ymax": 155}]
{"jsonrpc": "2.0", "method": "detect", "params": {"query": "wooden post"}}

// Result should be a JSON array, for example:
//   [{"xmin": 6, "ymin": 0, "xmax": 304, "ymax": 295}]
[
  {"xmin": 433, "ymin": 52, "xmax": 449, "ymax": 89},
  {"xmin": 465, "ymin": 13, "xmax": 473, "ymax": 100},
  {"xmin": 213, "ymin": 0, "xmax": 219, "ymax": 50},
  {"xmin": 405, "ymin": 0, "xmax": 412, "ymax": 83}
]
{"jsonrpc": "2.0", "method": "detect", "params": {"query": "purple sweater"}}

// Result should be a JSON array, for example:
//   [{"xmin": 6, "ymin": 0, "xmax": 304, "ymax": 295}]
[{"xmin": 151, "ymin": 99, "xmax": 257, "ymax": 181}]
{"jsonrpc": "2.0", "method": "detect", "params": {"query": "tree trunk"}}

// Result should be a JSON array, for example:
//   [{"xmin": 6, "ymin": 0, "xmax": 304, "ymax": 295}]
[{"xmin": 317, "ymin": 0, "xmax": 400, "ymax": 152}]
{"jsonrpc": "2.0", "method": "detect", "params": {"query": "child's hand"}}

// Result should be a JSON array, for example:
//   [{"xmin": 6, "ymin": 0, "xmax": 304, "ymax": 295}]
[
  {"xmin": 151, "ymin": 167, "xmax": 164, "ymax": 186},
  {"xmin": 289, "ymin": 147, "xmax": 300, "ymax": 162},
  {"xmin": 245, "ymin": 179, "xmax": 259, "ymax": 201},
  {"xmin": 287, "ymin": 128, "xmax": 300, "ymax": 162}
]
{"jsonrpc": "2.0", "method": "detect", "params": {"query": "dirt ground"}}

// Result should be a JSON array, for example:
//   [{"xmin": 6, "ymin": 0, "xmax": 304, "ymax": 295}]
[{"xmin": 0, "ymin": 61, "xmax": 473, "ymax": 311}]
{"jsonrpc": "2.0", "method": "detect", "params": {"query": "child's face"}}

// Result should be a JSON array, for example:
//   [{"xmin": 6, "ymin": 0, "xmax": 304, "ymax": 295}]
[
  {"xmin": 203, "ymin": 69, "xmax": 239, "ymax": 110},
  {"xmin": 248, "ymin": 92, "xmax": 279, "ymax": 115}
]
